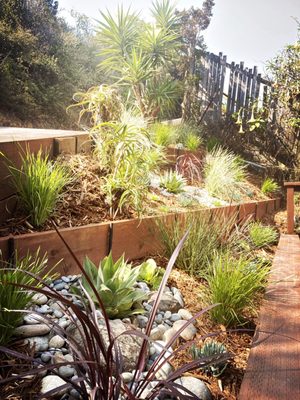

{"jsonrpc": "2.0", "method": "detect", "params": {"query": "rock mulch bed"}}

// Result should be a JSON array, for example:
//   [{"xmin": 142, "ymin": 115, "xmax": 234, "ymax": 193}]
[{"xmin": 13, "ymin": 275, "xmax": 213, "ymax": 400}]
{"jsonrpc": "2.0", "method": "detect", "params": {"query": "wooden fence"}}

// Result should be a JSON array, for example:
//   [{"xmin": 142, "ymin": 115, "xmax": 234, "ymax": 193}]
[{"xmin": 198, "ymin": 52, "xmax": 275, "ymax": 120}]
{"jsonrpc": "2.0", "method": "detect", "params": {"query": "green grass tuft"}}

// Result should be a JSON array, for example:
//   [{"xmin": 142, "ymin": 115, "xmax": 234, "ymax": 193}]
[
  {"xmin": 249, "ymin": 222, "xmax": 278, "ymax": 248},
  {"xmin": 204, "ymin": 252, "xmax": 270, "ymax": 327},
  {"xmin": 261, "ymin": 178, "xmax": 279, "ymax": 196}
]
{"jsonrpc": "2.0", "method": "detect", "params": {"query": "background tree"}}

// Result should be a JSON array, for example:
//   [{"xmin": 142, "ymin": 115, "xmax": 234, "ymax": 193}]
[
  {"xmin": 175, "ymin": 1, "xmax": 215, "ymax": 121},
  {"xmin": 0, "ymin": 0, "xmax": 100, "ymax": 128}
]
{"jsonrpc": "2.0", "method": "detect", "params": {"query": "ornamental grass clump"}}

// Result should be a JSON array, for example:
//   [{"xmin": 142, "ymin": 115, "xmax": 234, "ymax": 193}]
[
  {"xmin": 150, "ymin": 123, "xmax": 177, "ymax": 147},
  {"xmin": 249, "ymin": 222, "xmax": 278, "ymax": 248},
  {"xmin": 204, "ymin": 147, "xmax": 247, "ymax": 201},
  {"xmin": 184, "ymin": 132, "xmax": 202, "ymax": 151},
  {"xmin": 0, "ymin": 250, "xmax": 53, "ymax": 345},
  {"xmin": 5, "ymin": 149, "xmax": 70, "ymax": 227},
  {"xmin": 157, "ymin": 211, "xmax": 237, "ymax": 277},
  {"xmin": 204, "ymin": 252, "xmax": 270, "ymax": 327},
  {"xmin": 0, "ymin": 226, "xmax": 231, "ymax": 400},
  {"xmin": 261, "ymin": 178, "xmax": 280, "ymax": 196}
]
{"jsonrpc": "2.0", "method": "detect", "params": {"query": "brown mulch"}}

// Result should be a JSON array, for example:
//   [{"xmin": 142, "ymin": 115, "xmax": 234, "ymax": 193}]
[
  {"xmin": 0, "ymin": 341, "xmax": 41, "ymax": 400},
  {"xmin": 167, "ymin": 267, "xmax": 255, "ymax": 400},
  {"xmin": 0, "ymin": 153, "xmax": 269, "ymax": 237}
]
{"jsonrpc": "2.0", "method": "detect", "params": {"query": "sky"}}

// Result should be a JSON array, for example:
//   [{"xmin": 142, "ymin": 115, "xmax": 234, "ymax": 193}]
[{"xmin": 59, "ymin": 0, "xmax": 300, "ymax": 74}]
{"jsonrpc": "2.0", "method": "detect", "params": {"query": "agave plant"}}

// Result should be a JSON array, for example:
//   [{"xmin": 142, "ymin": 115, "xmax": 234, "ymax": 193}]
[
  {"xmin": 191, "ymin": 340, "xmax": 230, "ymax": 377},
  {"xmin": 138, "ymin": 258, "xmax": 164, "ymax": 289},
  {"xmin": 80, "ymin": 253, "xmax": 147, "ymax": 318},
  {"xmin": 159, "ymin": 170, "xmax": 187, "ymax": 194}
]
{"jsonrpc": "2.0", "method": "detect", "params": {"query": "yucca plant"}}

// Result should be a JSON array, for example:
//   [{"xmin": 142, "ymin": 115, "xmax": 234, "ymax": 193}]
[
  {"xmin": 5, "ymin": 148, "xmax": 70, "ymax": 227},
  {"xmin": 204, "ymin": 252, "xmax": 270, "ymax": 327},
  {"xmin": 0, "ymin": 227, "xmax": 230, "ymax": 400},
  {"xmin": 248, "ymin": 222, "xmax": 278, "ymax": 248},
  {"xmin": 0, "ymin": 250, "xmax": 54, "ymax": 345},
  {"xmin": 79, "ymin": 253, "xmax": 147, "ymax": 319},
  {"xmin": 159, "ymin": 170, "xmax": 186, "ymax": 194},
  {"xmin": 191, "ymin": 340, "xmax": 229, "ymax": 377},
  {"xmin": 204, "ymin": 147, "xmax": 247, "ymax": 201},
  {"xmin": 261, "ymin": 178, "xmax": 280, "ymax": 196},
  {"xmin": 138, "ymin": 258, "xmax": 164, "ymax": 289}
]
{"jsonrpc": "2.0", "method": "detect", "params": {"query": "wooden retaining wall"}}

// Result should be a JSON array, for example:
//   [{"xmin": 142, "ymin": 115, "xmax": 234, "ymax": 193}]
[{"xmin": 0, "ymin": 198, "xmax": 280, "ymax": 275}]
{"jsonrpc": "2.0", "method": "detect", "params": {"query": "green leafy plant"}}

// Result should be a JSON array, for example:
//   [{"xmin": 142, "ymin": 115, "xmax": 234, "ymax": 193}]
[
  {"xmin": 92, "ymin": 115, "xmax": 163, "ymax": 217},
  {"xmin": 159, "ymin": 170, "xmax": 186, "ymax": 194},
  {"xmin": 5, "ymin": 148, "xmax": 70, "ymax": 227},
  {"xmin": 0, "ymin": 250, "xmax": 53, "ymax": 345},
  {"xmin": 80, "ymin": 253, "xmax": 147, "ymax": 318},
  {"xmin": 157, "ymin": 212, "xmax": 238, "ymax": 277},
  {"xmin": 248, "ymin": 222, "xmax": 278, "ymax": 248},
  {"xmin": 204, "ymin": 147, "xmax": 247, "ymax": 201},
  {"xmin": 150, "ymin": 123, "xmax": 177, "ymax": 147},
  {"xmin": 138, "ymin": 258, "xmax": 164, "ymax": 289},
  {"xmin": 191, "ymin": 340, "xmax": 230, "ymax": 377},
  {"xmin": 261, "ymin": 178, "xmax": 280, "ymax": 196},
  {"xmin": 184, "ymin": 132, "xmax": 202, "ymax": 151},
  {"xmin": 204, "ymin": 252, "xmax": 270, "ymax": 326},
  {"xmin": 0, "ymin": 227, "xmax": 231, "ymax": 400}
]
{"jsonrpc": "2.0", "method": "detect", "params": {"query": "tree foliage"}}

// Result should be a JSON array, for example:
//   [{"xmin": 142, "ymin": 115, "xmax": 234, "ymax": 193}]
[{"xmin": 0, "ymin": 0, "xmax": 100, "ymax": 128}]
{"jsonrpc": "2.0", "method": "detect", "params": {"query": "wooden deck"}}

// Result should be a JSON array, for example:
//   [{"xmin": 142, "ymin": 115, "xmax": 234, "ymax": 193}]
[{"xmin": 239, "ymin": 234, "xmax": 300, "ymax": 400}]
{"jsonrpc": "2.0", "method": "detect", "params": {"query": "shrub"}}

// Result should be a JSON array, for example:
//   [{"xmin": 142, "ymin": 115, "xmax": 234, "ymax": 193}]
[
  {"xmin": 204, "ymin": 147, "xmax": 247, "ymax": 201},
  {"xmin": 150, "ymin": 123, "xmax": 177, "ymax": 147},
  {"xmin": 157, "ymin": 211, "xmax": 237, "ymax": 277},
  {"xmin": 191, "ymin": 340, "xmax": 229, "ymax": 377},
  {"xmin": 138, "ymin": 258, "xmax": 164, "ymax": 289},
  {"xmin": 204, "ymin": 253, "xmax": 270, "ymax": 326},
  {"xmin": 249, "ymin": 222, "xmax": 278, "ymax": 248},
  {"xmin": 159, "ymin": 170, "xmax": 186, "ymax": 194},
  {"xmin": 5, "ymin": 148, "xmax": 70, "ymax": 227},
  {"xmin": 261, "ymin": 178, "xmax": 280, "ymax": 196},
  {"xmin": 0, "ymin": 250, "xmax": 53, "ymax": 345},
  {"xmin": 0, "ymin": 227, "xmax": 231, "ymax": 399},
  {"xmin": 92, "ymin": 116, "xmax": 163, "ymax": 217},
  {"xmin": 184, "ymin": 132, "xmax": 202, "ymax": 151},
  {"xmin": 80, "ymin": 253, "xmax": 147, "ymax": 319}
]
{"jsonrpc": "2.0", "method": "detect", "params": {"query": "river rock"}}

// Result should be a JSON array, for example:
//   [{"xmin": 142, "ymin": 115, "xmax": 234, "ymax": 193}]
[
  {"xmin": 49, "ymin": 335, "xmax": 65, "ymax": 349},
  {"xmin": 178, "ymin": 308, "xmax": 193, "ymax": 321},
  {"xmin": 174, "ymin": 377, "xmax": 212, "ymax": 400},
  {"xmin": 23, "ymin": 314, "xmax": 47, "ymax": 325},
  {"xmin": 14, "ymin": 324, "xmax": 50, "ymax": 338},
  {"xmin": 150, "ymin": 324, "xmax": 167, "ymax": 341},
  {"xmin": 58, "ymin": 366, "xmax": 75, "ymax": 378},
  {"xmin": 172, "ymin": 320, "xmax": 197, "ymax": 341},
  {"xmin": 25, "ymin": 336, "xmax": 49, "ymax": 351},
  {"xmin": 149, "ymin": 292, "xmax": 182, "ymax": 312},
  {"xmin": 41, "ymin": 375, "xmax": 67, "ymax": 397},
  {"xmin": 32, "ymin": 293, "xmax": 48, "ymax": 305},
  {"xmin": 66, "ymin": 318, "xmax": 147, "ymax": 371}
]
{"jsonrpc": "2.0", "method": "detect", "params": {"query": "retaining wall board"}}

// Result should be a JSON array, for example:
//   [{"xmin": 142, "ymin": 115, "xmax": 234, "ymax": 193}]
[
  {"xmin": 111, "ymin": 216, "xmax": 162, "ymax": 261},
  {"xmin": 0, "ymin": 236, "xmax": 8, "ymax": 262},
  {"xmin": 275, "ymin": 197, "xmax": 281, "ymax": 210},
  {"xmin": 239, "ymin": 202, "xmax": 257, "ymax": 222},
  {"xmin": 13, "ymin": 223, "xmax": 109, "ymax": 275},
  {"xmin": 0, "ymin": 199, "xmax": 278, "ymax": 274},
  {"xmin": 256, "ymin": 200, "xmax": 268, "ymax": 220},
  {"xmin": 267, "ymin": 199, "xmax": 275, "ymax": 214}
]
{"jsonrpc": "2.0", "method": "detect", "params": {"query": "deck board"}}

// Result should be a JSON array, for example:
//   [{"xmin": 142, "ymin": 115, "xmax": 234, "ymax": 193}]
[{"xmin": 239, "ymin": 234, "xmax": 300, "ymax": 399}]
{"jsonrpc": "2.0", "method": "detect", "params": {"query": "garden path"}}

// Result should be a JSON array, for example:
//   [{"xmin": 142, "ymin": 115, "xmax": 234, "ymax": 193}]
[{"xmin": 239, "ymin": 234, "xmax": 300, "ymax": 400}]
